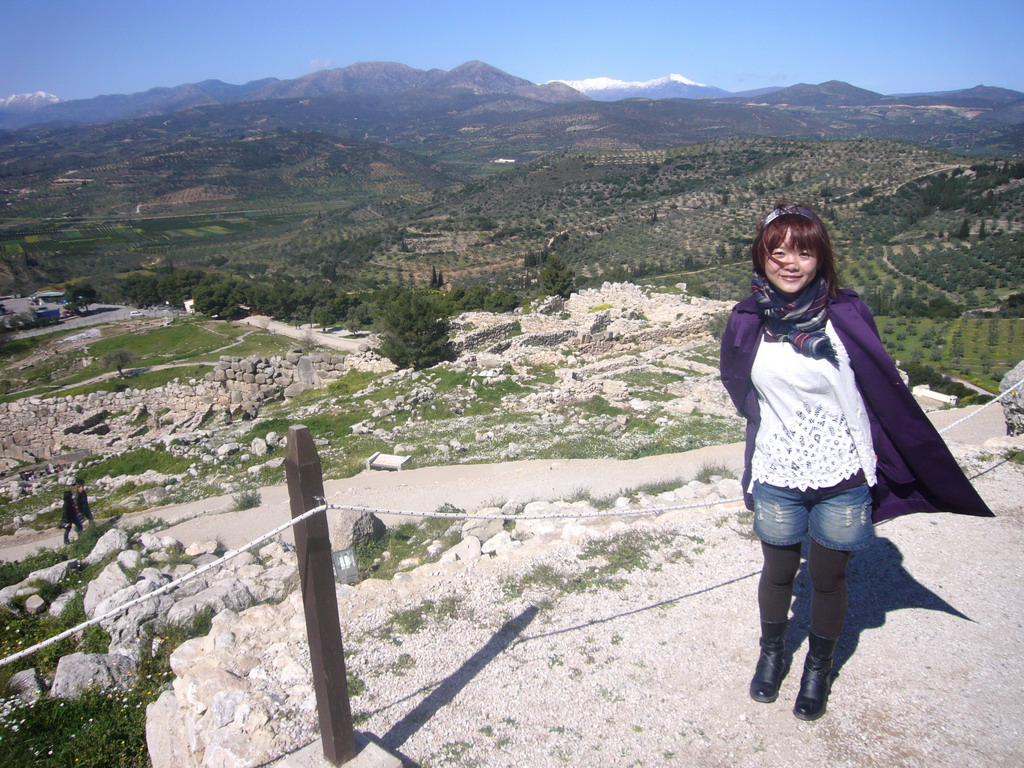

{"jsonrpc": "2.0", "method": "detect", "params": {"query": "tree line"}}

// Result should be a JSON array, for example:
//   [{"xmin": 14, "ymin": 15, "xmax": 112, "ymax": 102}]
[{"xmin": 113, "ymin": 257, "xmax": 575, "ymax": 369}]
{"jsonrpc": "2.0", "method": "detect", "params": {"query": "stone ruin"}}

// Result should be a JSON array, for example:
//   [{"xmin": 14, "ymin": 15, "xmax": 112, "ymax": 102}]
[
  {"xmin": 0, "ymin": 283, "xmax": 729, "ymax": 466},
  {"xmin": 452, "ymin": 281, "xmax": 727, "ymax": 365},
  {"xmin": 0, "ymin": 349, "xmax": 389, "ymax": 464}
]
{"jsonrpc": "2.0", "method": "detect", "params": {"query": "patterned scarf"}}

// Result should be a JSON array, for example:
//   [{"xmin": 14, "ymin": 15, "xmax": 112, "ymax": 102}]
[{"xmin": 751, "ymin": 273, "xmax": 839, "ymax": 367}]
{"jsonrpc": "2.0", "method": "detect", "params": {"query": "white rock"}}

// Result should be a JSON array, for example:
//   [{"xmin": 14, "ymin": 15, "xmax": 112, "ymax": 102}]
[
  {"xmin": 117, "ymin": 550, "xmax": 142, "ymax": 571},
  {"xmin": 84, "ymin": 528, "xmax": 130, "ymax": 566},
  {"xmin": 84, "ymin": 562, "xmax": 130, "ymax": 617},
  {"xmin": 49, "ymin": 590, "xmax": 78, "ymax": 617},
  {"xmin": 462, "ymin": 510, "xmax": 505, "ymax": 542},
  {"xmin": 481, "ymin": 530, "xmax": 520, "ymax": 556},
  {"xmin": 23, "ymin": 594, "xmax": 47, "ymax": 614},
  {"xmin": 142, "ymin": 486, "xmax": 168, "ymax": 505},
  {"xmin": 26, "ymin": 559, "xmax": 79, "ymax": 586},
  {"xmin": 440, "ymin": 536, "xmax": 483, "ymax": 563},
  {"xmin": 50, "ymin": 652, "xmax": 137, "ymax": 698},
  {"xmin": 185, "ymin": 540, "xmax": 219, "ymax": 557},
  {"xmin": 217, "ymin": 442, "xmax": 240, "ymax": 457}
]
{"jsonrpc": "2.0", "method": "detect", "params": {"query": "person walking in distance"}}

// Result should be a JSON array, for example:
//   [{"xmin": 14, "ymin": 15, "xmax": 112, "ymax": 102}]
[
  {"xmin": 719, "ymin": 203, "xmax": 993, "ymax": 720},
  {"xmin": 73, "ymin": 478, "xmax": 94, "ymax": 526},
  {"xmin": 61, "ymin": 487, "xmax": 83, "ymax": 544}
]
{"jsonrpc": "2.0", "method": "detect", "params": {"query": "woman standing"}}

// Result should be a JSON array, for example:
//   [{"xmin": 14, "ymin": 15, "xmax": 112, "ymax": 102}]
[{"xmin": 719, "ymin": 203, "xmax": 992, "ymax": 721}]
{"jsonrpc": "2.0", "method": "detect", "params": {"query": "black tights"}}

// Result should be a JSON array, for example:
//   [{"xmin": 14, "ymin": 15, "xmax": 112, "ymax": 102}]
[{"xmin": 758, "ymin": 539, "xmax": 851, "ymax": 640}]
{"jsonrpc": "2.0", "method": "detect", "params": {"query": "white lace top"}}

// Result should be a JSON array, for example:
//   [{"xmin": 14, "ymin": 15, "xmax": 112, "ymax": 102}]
[{"xmin": 750, "ymin": 320, "xmax": 876, "ymax": 491}]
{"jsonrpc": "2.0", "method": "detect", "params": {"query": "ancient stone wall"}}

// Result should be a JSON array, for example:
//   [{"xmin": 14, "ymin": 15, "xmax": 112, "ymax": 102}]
[{"xmin": 0, "ymin": 351, "xmax": 356, "ymax": 462}]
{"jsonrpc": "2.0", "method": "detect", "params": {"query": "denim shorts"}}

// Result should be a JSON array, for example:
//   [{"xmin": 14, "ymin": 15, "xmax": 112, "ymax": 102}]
[{"xmin": 752, "ymin": 480, "xmax": 874, "ymax": 552}]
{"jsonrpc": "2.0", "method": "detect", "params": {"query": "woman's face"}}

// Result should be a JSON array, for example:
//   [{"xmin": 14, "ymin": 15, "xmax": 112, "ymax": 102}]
[{"xmin": 764, "ymin": 232, "xmax": 818, "ymax": 299}]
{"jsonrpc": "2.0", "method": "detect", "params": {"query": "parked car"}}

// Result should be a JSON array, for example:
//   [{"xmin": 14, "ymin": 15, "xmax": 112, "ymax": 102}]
[{"xmin": 129, "ymin": 310, "xmax": 144, "ymax": 317}]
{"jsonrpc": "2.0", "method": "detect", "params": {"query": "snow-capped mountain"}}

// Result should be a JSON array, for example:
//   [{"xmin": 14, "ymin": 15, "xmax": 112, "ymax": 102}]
[
  {"xmin": 0, "ymin": 91, "xmax": 63, "ymax": 112},
  {"xmin": 549, "ymin": 74, "xmax": 730, "ymax": 101}
]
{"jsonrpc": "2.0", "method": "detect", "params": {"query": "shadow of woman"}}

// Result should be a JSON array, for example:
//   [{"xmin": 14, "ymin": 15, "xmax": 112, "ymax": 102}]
[{"xmin": 786, "ymin": 534, "xmax": 972, "ymax": 683}]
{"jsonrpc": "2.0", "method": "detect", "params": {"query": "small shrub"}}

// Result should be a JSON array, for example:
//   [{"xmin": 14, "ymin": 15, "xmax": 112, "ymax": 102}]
[
  {"xmin": 694, "ymin": 461, "xmax": 736, "ymax": 483},
  {"xmin": 379, "ymin": 596, "xmax": 463, "ymax": 642},
  {"xmin": 233, "ymin": 488, "xmax": 262, "ymax": 511}
]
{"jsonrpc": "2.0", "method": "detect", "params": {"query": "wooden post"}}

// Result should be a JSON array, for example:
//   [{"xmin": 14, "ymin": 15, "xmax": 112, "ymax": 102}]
[{"xmin": 286, "ymin": 425, "xmax": 357, "ymax": 765}]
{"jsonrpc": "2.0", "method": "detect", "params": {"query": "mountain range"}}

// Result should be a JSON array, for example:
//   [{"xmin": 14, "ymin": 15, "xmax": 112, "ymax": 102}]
[{"xmin": 2, "ymin": 60, "xmax": 1021, "ymax": 131}]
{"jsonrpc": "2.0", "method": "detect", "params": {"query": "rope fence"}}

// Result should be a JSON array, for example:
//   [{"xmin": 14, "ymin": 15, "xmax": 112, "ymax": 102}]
[{"xmin": 2, "ymin": 376, "xmax": 1021, "ymax": 671}]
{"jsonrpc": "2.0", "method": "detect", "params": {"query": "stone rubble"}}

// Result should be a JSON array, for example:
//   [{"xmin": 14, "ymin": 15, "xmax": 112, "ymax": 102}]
[
  {"xmin": 144, "ymin": 477, "xmax": 744, "ymax": 768},
  {"xmin": 1, "ymin": 523, "xmax": 314, "ymax": 708}
]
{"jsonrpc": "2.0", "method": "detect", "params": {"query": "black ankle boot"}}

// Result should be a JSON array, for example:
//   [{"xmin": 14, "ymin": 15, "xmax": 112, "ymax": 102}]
[
  {"xmin": 749, "ymin": 620, "xmax": 788, "ymax": 703},
  {"xmin": 793, "ymin": 633, "xmax": 837, "ymax": 721}
]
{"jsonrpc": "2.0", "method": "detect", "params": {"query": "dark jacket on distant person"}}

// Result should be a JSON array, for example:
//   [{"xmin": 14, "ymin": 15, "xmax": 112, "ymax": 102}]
[
  {"xmin": 61, "ymin": 490, "xmax": 82, "ymax": 529},
  {"xmin": 74, "ymin": 487, "xmax": 93, "ymax": 523}
]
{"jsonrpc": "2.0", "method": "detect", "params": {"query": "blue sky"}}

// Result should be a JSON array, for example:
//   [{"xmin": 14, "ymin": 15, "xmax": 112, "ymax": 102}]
[{"xmin": 3, "ymin": 0, "xmax": 1022, "ymax": 100}]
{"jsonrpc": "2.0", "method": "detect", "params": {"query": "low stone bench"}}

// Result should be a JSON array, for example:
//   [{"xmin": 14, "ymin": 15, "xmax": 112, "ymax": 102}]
[{"xmin": 366, "ymin": 451, "xmax": 411, "ymax": 471}]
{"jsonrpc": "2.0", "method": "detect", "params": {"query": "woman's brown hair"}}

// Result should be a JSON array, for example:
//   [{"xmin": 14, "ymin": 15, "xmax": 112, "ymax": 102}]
[{"xmin": 751, "ymin": 204, "xmax": 840, "ymax": 296}]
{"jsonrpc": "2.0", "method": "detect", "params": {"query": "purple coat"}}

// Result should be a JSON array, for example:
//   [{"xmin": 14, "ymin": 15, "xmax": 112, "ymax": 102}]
[{"xmin": 719, "ymin": 289, "xmax": 993, "ymax": 522}]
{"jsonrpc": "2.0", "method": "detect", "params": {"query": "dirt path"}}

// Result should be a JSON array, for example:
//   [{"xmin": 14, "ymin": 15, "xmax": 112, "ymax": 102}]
[
  {"xmin": 0, "ymin": 442, "xmax": 745, "ymax": 562},
  {"xmin": 0, "ymin": 401, "xmax": 1006, "ymax": 563},
  {"xmin": 235, "ymin": 316, "xmax": 368, "ymax": 353}
]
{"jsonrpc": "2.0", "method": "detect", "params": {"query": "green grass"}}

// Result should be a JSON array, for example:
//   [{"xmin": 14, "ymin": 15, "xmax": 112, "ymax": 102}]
[
  {"xmin": 694, "ymin": 461, "xmax": 737, "ymax": 483},
  {"xmin": 501, "ymin": 529, "xmax": 678, "ymax": 599},
  {"xmin": 0, "ymin": 600, "xmax": 212, "ymax": 768},
  {"xmin": 0, "ymin": 317, "xmax": 293, "ymax": 403},
  {"xmin": 86, "ymin": 319, "xmax": 243, "ymax": 366},
  {"xmin": 78, "ymin": 447, "xmax": 193, "ymax": 483},
  {"xmin": 355, "ymin": 515, "xmax": 463, "ymax": 581},
  {"xmin": 378, "ymin": 596, "xmax": 463, "ymax": 642},
  {"xmin": 53, "ymin": 364, "xmax": 213, "ymax": 398},
  {"xmin": 326, "ymin": 370, "xmax": 379, "ymax": 398},
  {"xmin": 578, "ymin": 395, "xmax": 626, "ymax": 418},
  {"xmin": 232, "ymin": 488, "xmax": 262, "ymax": 511}
]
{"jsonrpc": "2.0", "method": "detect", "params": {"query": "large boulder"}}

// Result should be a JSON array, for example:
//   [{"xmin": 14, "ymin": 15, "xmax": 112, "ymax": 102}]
[
  {"xmin": 1000, "ymin": 361, "xmax": 1024, "ymax": 436},
  {"xmin": 327, "ymin": 508, "xmax": 385, "ymax": 552},
  {"xmin": 26, "ymin": 559, "xmax": 80, "ymax": 586},
  {"xmin": 462, "ymin": 510, "xmax": 505, "ymax": 543},
  {"xmin": 440, "ymin": 535, "xmax": 482, "ymax": 563},
  {"xmin": 165, "ymin": 578, "xmax": 255, "ymax": 627},
  {"xmin": 94, "ymin": 575, "xmax": 175, "ymax": 659},
  {"xmin": 49, "ymin": 589, "xmax": 78, "ymax": 617},
  {"xmin": 84, "ymin": 529, "xmax": 130, "ymax": 566},
  {"xmin": 293, "ymin": 356, "xmax": 320, "ymax": 386},
  {"xmin": 146, "ymin": 595, "xmax": 314, "ymax": 768},
  {"xmin": 83, "ymin": 562, "xmax": 130, "ymax": 617},
  {"xmin": 49, "ymin": 652, "xmax": 137, "ymax": 698}
]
